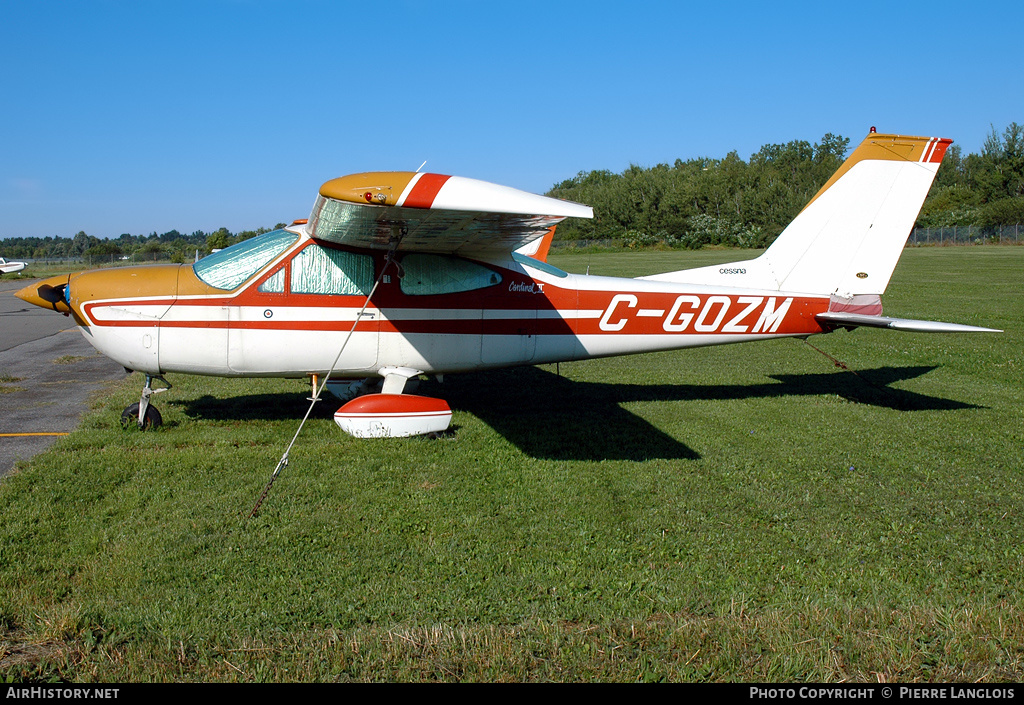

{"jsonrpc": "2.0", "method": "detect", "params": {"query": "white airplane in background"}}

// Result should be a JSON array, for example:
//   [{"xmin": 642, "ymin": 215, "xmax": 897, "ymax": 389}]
[
  {"xmin": 17, "ymin": 129, "xmax": 999, "ymax": 437},
  {"xmin": 0, "ymin": 257, "xmax": 27, "ymax": 275}
]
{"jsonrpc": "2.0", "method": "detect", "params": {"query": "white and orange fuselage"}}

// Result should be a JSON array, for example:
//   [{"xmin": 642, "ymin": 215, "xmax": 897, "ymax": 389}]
[{"xmin": 39, "ymin": 244, "xmax": 830, "ymax": 380}]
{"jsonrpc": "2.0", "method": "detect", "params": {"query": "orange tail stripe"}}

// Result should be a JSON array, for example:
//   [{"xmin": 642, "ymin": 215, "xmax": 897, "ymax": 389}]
[{"xmin": 927, "ymin": 138, "xmax": 952, "ymax": 164}]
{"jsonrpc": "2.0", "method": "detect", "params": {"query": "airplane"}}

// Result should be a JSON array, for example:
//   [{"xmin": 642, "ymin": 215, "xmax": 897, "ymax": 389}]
[
  {"xmin": 0, "ymin": 257, "xmax": 27, "ymax": 275},
  {"xmin": 16, "ymin": 129, "xmax": 1000, "ymax": 437}
]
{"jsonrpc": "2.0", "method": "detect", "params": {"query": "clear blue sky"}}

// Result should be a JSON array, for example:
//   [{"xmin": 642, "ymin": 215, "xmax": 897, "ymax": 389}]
[{"xmin": 2, "ymin": 0, "xmax": 1022, "ymax": 239}]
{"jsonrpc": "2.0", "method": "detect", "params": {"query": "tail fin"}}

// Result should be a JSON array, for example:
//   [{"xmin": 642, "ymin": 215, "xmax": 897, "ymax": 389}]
[
  {"xmin": 642, "ymin": 131, "xmax": 951, "ymax": 296},
  {"xmin": 760, "ymin": 131, "xmax": 950, "ymax": 295}
]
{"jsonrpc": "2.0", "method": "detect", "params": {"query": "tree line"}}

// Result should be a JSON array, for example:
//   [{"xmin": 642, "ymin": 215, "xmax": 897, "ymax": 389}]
[
  {"xmin": 2, "ymin": 124, "xmax": 1021, "ymax": 259},
  {"xmin": 0, "ymin": 225, "xmax": 288, "ymax": 261},
  {"xmin": 546, "ymin": 123, "xmax": 1024, "ymax": 248}
]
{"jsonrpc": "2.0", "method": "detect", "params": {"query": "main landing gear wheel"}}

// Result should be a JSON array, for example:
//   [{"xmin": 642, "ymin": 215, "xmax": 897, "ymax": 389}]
[{"xmin": 120, "ymin": 402, "xmax": 163, "ymax": 430}]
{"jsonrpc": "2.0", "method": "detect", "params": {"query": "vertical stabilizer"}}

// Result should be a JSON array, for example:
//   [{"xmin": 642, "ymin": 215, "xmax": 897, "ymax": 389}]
[
  {"xmin": 761, "ymin": 132, "xmax": 951, "ymax": 296},
  {"xmin": 641, "ymin": 131, "xmax": 951, "ymax": 296}
]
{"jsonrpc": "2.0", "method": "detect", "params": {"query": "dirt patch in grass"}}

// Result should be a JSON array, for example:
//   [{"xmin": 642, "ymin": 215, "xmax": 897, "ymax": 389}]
[
  {"xmin": 53, "ymin": 355, "xmax": 91, "ymax": 365},
  {"xmin": 0, "ymin": 629, "xmax": 69, "ymax": 679}
]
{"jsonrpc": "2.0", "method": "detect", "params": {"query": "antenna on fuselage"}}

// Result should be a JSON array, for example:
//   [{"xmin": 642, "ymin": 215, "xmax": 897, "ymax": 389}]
[{"xmin": 416, "ymin": 160, "xmax": 427, "ymax": 173}]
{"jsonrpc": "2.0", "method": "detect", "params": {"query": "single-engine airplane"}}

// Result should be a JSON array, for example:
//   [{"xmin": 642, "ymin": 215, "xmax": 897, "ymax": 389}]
[
  {"xmin": 0, "ymin": 257, "xmax": 27, "ymax": 275},
  {"xmin": 17, "ymin": 130, "xmax": 1000, "ymax": 436}
]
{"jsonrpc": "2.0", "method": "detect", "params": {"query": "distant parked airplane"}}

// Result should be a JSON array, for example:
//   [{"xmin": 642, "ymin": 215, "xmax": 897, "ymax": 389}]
[{"xmin": 0, "ymin": 258, "xmax": 26, "ymax": 275}]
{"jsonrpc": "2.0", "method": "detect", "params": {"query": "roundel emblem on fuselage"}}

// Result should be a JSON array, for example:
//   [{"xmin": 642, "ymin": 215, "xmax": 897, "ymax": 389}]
[
  {"xmin": 264, "ymin": 309, "xmax": 273, "ymax": 318},
  {"xmin": 856, "ymin": 272, "xmax": 868, "ymax": 279}
]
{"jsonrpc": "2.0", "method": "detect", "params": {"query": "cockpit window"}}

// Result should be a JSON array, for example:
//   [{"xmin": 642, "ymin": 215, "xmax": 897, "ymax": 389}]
[
  {"xmin": 399, "ymin": 254, "xmax": 501, "ymax": 295},
  {"xmin": 290, "ymin": 244, "xmax": 373, "ymax": 295},
  {"xmin": 193, "ymin": 230, "xmax": 298, "ymax": 291}
]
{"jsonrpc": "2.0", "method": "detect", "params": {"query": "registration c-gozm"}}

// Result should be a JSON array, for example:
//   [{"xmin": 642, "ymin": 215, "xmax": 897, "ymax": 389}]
[
  {"xmin": 660, "ymin": 295, "xmax": 792, "ymax": 334},
  {"xmin": 599, "ymin": 294, "xmax": 793, "ymax": 334},
  {"xmin": 663, "ymin": 295, "xmax": 790, "ymax": 334}
]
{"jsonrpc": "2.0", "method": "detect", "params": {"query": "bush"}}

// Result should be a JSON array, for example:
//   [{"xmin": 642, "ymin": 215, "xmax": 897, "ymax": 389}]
[{"xmin": 677, "ymin": 214, "xmax": 767, "ymax": 249}]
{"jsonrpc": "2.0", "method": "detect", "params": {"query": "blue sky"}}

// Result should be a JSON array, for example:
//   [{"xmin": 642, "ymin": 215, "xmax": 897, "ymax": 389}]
[{"xmin": 2, "ymin": 0, "xmax": 1022, "ymax": 239}]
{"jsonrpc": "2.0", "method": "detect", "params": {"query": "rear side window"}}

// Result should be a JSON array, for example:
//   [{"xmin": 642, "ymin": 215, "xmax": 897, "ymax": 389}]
[
  {"xmin": 193, "ymin": 230, "xmax": 298, "ymax": 291},
  {"xmin": 291, "ymin": 244, "xmax": 373, "ymax": 295},
  {"xmin": 400, "ymin": 254, "xmax": 501, "ymax": 295}
]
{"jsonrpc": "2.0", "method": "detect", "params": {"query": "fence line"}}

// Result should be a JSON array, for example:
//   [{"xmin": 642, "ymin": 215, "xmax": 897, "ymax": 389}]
[
  {"xmin": 550, "ymin": 225, "xmax": 1021, "ymax": 251},
  {"xmin": 907, "ymin": 224, "xmax": 1019, "ymax": 246},
  {"xmin": 18, "ymin": 251, "xmax": 200, "ymax": 267}
]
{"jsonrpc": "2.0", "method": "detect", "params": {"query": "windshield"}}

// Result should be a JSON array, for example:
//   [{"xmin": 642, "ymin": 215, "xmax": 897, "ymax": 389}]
[{"xmin": 193, "ymin": 230, "xmax": 299, "ymax": 290}]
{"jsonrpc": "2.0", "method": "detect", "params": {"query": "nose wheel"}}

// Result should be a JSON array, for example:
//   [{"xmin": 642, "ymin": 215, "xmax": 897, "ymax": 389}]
[
  {"xmin": 121, "ymin": 374, "xmax": 171, "ymax": 430},
  {"xmin": 120, "ymin": 402, "xmax": 163, "ymax": 430}
]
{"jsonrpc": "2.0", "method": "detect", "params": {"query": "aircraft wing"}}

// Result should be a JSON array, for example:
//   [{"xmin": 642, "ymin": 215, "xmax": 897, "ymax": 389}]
[
  {"xmin": 308, "ymin": 172, "xmax": 592, "ymax": 256},
  {"xmin": 816, "ymin": 311, "xmax": 1001, "ymax": 333}
]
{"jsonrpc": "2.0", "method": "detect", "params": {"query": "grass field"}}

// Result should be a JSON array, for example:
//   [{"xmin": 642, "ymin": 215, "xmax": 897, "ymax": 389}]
[{"xmin": 0, "ymin": 247, "xmax": 1021, "ymax": 682}]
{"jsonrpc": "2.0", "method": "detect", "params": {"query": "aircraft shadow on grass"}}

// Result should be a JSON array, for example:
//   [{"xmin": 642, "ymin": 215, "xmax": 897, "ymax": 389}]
[
  {"xmin": 434, "ymin": 364, "xmax": 980, "ymax": 462},
  {"xmin": 171, "ymin": 392, "xmax": 315, "ymax": 422},
  {"xmin": 173, "ymin": 364, "xmax": 978, "ymax": 463}
]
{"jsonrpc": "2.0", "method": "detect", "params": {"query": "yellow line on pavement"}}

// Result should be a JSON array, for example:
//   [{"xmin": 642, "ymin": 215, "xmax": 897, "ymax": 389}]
[{"xmin": 0, "ymin": 432, "xmax": 70, "ymax": 437}]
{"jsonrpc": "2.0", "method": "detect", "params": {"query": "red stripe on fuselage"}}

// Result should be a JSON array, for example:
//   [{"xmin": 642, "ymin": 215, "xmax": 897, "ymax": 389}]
[{"xmin": 83, "ymin": 295, "xmax": 829, "ymax": 337}]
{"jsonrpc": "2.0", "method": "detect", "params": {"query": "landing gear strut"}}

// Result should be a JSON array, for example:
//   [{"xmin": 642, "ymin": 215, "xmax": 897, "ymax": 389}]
[{"xmin": 121, "ymin": 374, "xmax": 171, "ymax": 430}]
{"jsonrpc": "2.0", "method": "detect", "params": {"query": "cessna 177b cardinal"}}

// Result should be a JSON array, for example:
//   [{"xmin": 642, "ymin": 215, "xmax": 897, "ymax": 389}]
[{"xmin": 16, "ymin": 130, "xmax": 1000, "ymax": 437}]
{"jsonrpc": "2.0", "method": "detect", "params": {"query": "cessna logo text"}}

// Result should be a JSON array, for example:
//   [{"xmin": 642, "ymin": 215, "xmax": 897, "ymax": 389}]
[{"xmin": 599, "ymin": 295, "xmax": 793, "ymax": 333}]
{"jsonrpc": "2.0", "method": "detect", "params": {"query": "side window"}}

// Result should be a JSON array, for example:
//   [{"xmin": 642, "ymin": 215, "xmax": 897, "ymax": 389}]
[
  {"xmin": 400, "ymin": 254, "xmax": 501, "ymax": 295},
  {"xmin": 291, "ymin": 244, "xmax": 373, "ymax": 295},
  {"xmin": 258, "ymin": 267, "xmax": 285, "ymax": 293}
]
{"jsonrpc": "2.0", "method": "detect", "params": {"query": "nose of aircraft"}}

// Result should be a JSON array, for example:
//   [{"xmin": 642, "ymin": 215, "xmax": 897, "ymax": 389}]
[
  {"xmin": 16, "ymin": 274, "xmax": 73, "ymax": 314},
  {"xmin": 17, "ymin": 264, "xmax": 183, "ymax": 324}
]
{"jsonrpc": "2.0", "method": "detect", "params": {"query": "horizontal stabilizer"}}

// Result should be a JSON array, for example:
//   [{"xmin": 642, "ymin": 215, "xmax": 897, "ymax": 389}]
[{"xmin": 816, "ymin": 312, "xmax": 1001, "ymax": 333}]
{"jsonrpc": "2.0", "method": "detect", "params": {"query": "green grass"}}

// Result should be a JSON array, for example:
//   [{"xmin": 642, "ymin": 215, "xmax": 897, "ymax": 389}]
[
  {"xmin": 1, "ymin": 259, "xmax": 143, "ymax": 281},
  {"xmin": 52, "ymin": 355, "xmax": 91, "ymax": 365},
  {"xmin": 1, "ymin": 266, "xmax": 69, "ymax": 280},
  {"xmin": 0, "ymin": 248, "xmax": 1021, "ymax": 681},
  {"xmin": 0, "ymin": 378, "xmax": 26, "ymax": 394}
]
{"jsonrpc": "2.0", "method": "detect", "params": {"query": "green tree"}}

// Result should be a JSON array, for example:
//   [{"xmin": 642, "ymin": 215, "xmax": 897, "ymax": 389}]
[
  {"xmin": 85, "ymin": 241, "xmax": 122, "ymax": 256},
  {"xmin": 206, "ymin": 228, "xmax": 230, "ymax": 251},
  {"xmin": 71, "ymin": 231, "xmax": 93, "ymax": 256}
]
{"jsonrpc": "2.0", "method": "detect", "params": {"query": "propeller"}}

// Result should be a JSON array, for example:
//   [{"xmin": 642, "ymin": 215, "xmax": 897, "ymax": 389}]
[{"xmin": 37, "ymin": 284, "xmax": 65, "ymax": 304}]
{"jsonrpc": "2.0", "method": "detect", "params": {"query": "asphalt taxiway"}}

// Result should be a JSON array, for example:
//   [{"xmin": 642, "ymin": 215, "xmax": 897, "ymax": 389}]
[{"xmin": 0, "ymin": 277, "xmax": 127, "ymax": 477}]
